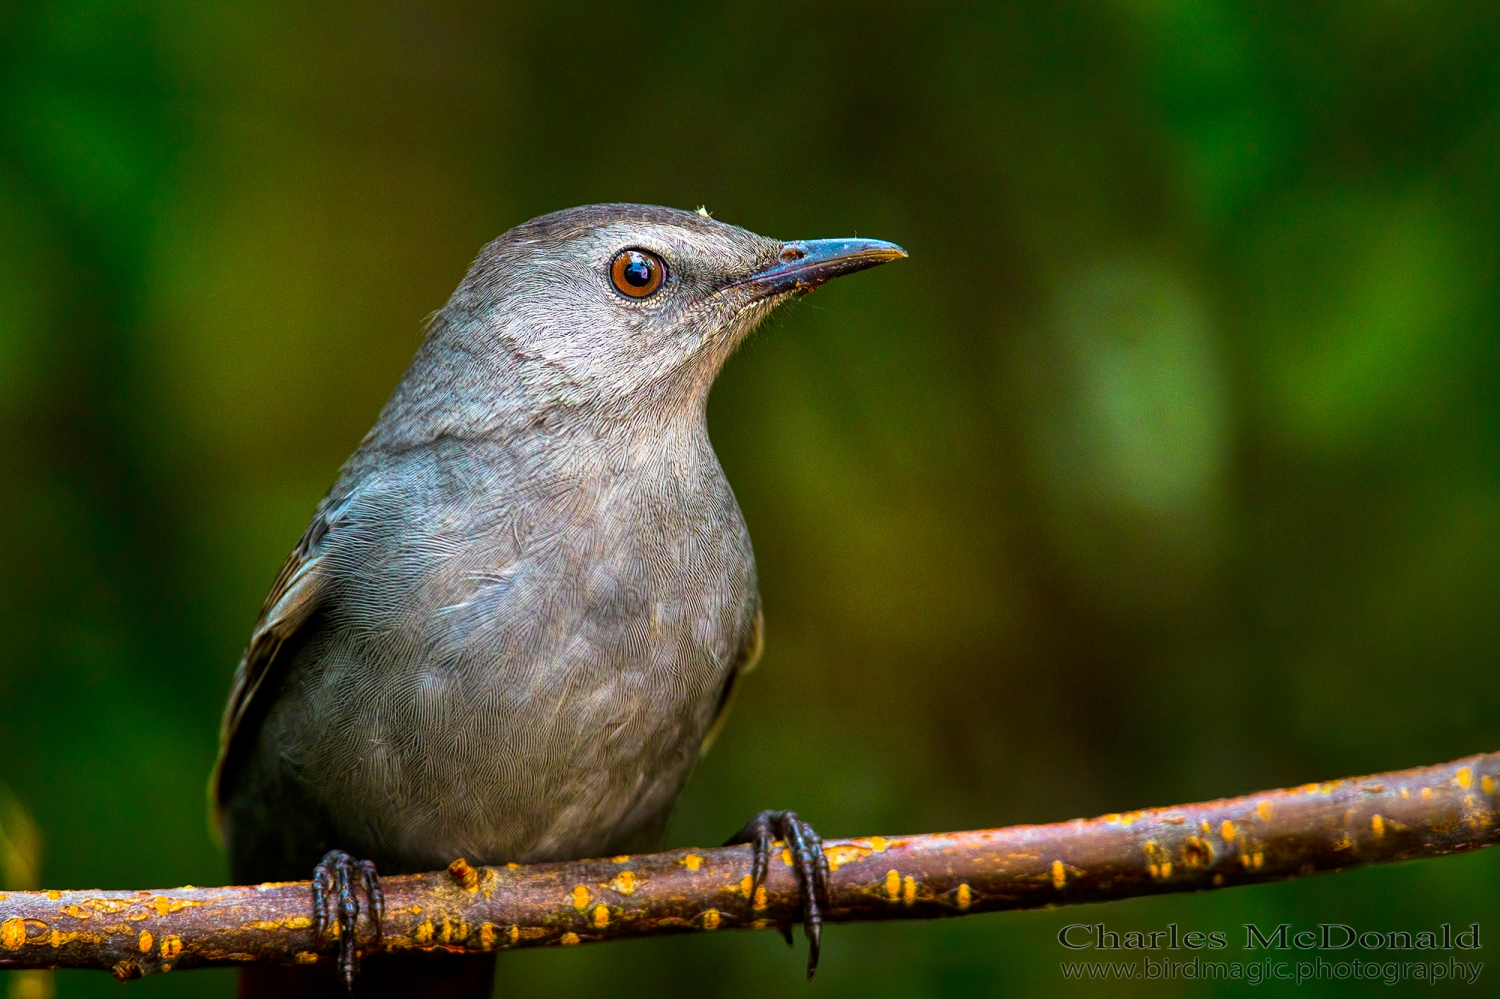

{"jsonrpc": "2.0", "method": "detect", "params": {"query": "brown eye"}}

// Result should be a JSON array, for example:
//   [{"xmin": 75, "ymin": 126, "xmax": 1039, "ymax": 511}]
[{"xmin": 610, "ymin": 249, "xmax": 666, "ymax": 299}]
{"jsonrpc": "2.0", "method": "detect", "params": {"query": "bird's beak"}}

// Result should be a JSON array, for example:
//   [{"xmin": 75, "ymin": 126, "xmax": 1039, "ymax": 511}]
[{"xmin": 730, "ymin": 238, "xmax": 908, "ymax": 299}]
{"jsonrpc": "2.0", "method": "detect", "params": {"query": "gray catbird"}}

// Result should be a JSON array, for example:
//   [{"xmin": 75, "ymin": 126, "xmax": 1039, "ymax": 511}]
[{"xmin": 212, "ymin": 204, "xmax": 905, "ymax": 996}]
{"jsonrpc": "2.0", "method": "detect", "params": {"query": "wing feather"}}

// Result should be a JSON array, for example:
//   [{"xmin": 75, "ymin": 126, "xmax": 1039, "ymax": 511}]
[
  {"xmin": 698, "ymin": 604, "xmax": 763, "ymax": 758},
  {"xmin": 207, "ymin": 492, "xmax": 355, "ymax": 836}
]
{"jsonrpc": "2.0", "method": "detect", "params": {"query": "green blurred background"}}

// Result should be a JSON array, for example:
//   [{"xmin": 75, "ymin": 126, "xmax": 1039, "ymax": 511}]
[{"xmin": 3, "ymin": 2, "xmax": 1499, "ymax": 996}]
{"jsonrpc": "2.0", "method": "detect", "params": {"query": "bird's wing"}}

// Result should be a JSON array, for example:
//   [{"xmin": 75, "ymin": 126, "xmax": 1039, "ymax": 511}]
[
  {"xmin": 699, "ymin": 604, "xmax": 763, "ymax": 757},
  {"xmin": 207, "ymin": 491, "xmax": 356, "ymax": 837}
]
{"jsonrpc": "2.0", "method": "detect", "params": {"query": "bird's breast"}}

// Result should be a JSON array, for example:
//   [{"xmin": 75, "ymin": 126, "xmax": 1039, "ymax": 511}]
[{"xmin": 288, "ymin": 437, "xmax": 758, "ymax": 867}]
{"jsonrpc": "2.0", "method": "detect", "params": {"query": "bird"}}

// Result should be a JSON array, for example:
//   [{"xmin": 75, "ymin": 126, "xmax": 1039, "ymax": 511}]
[{"xmin": 211, "ymin": 203, "xmax": 906, "ymax": 997}]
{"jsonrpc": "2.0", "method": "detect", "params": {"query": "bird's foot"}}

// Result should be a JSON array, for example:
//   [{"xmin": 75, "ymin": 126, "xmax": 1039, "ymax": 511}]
[
  {"xmin": 724, "ymin": 810, "xmax": 830, "ymax": 978},
  {"xmin": 311, "ymin": 849, "xmax": 384, "ymax": 992}
]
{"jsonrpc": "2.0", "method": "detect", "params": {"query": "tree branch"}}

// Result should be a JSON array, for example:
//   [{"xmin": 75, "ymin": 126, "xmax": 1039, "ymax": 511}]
[{"xmin": 2, "ymin": 752, "xmax": 1496, "ymax": 980}]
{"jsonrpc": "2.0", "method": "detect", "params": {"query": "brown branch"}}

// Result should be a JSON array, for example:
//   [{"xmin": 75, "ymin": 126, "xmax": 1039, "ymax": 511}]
[{"xmin": 2, "ymin": 752, "xmax": 1497, "ymax": 980}]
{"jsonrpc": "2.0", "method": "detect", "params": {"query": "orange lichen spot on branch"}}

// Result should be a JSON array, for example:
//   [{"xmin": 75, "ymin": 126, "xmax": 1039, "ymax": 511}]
[
  {"xmin": 885, "ymin": 869, "xmax": 901, "ymax": 900},
  {"xmin": 147, "ymin": 895, "xmax": 202, "ymax": 917},
  {"xmin": 701, "ymin": 908, "xmax": 721, "ymax": 930},
  {"xmin": 1162, "ymin": 814, "xmax": 1186, "ymax": 825},
  {"xmin": 739, "ymin": 874, "xmax": 753, "ymax": 898},
  {"xmin": 1482, "ymin": 775, "xmax": 1495, "ymax": 795},
  {"xmin": 45, "ymin": 891, "xmax": 59, "ymax": 901},
  {"xmin": 1455, "ymin": 767, "xmax": 1473, "ymax": 790},
  {"xmin": 1253, "ymin": 852, "xmax": 1264, "ymax": 868},
  {"xmin": 608, "ymin": 871, "xmax": 637, "ymax": 895},
  {"xmin": 477, "ymin": 923, "xmax": 498, "ymax": 949},
  {"xmin": 137, "ymin": 930, "xmax": 153, "ymax": 954},
  {"xmin": 61, "ymin": 904, "xmax": 92, "ymax": 920},
  {"xmin": 779, "ymin": 848, "xmax": 793, "ymax": 867},
  {"xmin": 1371, "ymin": 814, "xmax": 1385, "ymax": 838},
  {"xmin": 825, "ymin": 843, "xmax": 873, "ymax": 871},
  {"xmin": 681, "ymin": 853, "xmax": 702, "ymax": 871},
  {"xmin": 507, "ymin": 925, "xmax": 521, "ymax": 946},
  {"xmin": 1221, "ymin": 820, "xmax": 1237, "ymax": 843},
  {"xmin": 1421, "ymin": 788, "xmax": 1434, "ymax": 800},
  {"xmin": 559, "ymin": 932, "xmax": 580, "ymax": 946},
  {"xmin": 294, "ymin": 951, "xmax": 318, "ymax": 964},
  {"xmin": 1142, "ymin": 840, "xmax": 1171, "ymax": 880},
  {"xmin": 1050, "ymin": 860, "xmax": 1066, "ymax": 890},
  {"xmin": 592, "ymin": 904, "xmax": 609, "ymax": 929},
  {"xmin": 902, "ymin": 876, "xmax": 917, "ymax": 906},
  {"xmin": 448, "ymin": 858, "xmax": 480, "ymax": 891},
  {"xmin": 753, "ymin": 885, "xmax": 767, "ymax": 911},
  {"xmin": 47, "ymin": 928, "xmax": 81, "ymax": 948},
  {"xmin": 86, "ymin": 898, "xmax": 131, "ymax": 914},
  {"xmin": 610, "ymin": 856, "xmax": 630, "ymax": 863},
  {"xmin": 160, "ymin": 935, "xmax": 183, "ymax": 959},
  {"xmin": 242, "ymin": 919, "xmax": 294, "ymax": 932},
  {"xmin": 1181, "ymin": 837, "xmax": 1213, "ymax": 869},
  {"xmin": 571, "ymin": 885, "xmax": 591, "ymax": 911},
  {"xmin": 125, "ymin": 910, "xmax": 151, "ymax": 922},
  {"xmin": 414, "ymin": 919, "xmax": 435, "ymax": 945},
  {"xmin": 3, "ymin": 917, "xmax": 31, "ymax": 949},
  {"xmin": 1256, "ymin": 801, "xmax": 1273, "ymax": 822},
  {"xmin": 956, "ymin": 883, "xmax": 972, "ymax": 910}
]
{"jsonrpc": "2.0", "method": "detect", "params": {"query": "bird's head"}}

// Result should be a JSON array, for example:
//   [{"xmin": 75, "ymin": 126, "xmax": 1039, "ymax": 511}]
[{"xmin": 427, "ymin": 204, "xmax": 905, "ymax": 418}]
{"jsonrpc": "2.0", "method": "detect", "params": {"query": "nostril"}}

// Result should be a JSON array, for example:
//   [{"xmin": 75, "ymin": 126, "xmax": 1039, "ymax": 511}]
[{"xmin": 779, "ymin": 246, "xmax": 807, "ymax": 263}]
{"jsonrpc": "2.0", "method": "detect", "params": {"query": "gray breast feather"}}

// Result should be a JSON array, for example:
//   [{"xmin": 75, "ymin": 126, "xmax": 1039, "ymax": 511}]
[{"xmin": 241, "ymin": 438, "xmax": 758, "ymax": 869}]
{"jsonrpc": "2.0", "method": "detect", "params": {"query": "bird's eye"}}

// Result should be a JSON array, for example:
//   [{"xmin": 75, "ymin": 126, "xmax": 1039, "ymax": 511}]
[{"xmin": 610, "ymin": 249, "xmax": 666, "ymax": 299}]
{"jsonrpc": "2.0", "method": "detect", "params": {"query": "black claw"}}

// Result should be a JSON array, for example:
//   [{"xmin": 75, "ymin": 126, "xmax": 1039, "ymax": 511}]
[
  {"xmin": 311, "ymin": 849, "xmax": 383, "ymax": 992},
  {"xmin": 725, "ymin": 810, "xmax": 830, "ymax": 978},
  {"xmin": 357, "ymin": 859, "xmax": 384, "ymax": 943}
]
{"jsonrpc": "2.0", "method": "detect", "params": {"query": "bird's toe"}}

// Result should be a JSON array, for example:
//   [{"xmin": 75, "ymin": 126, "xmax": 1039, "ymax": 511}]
[
  {"xmin": 311, "ymin": 849, "xmax": 383, "ymax": 992},
  {"xmin": 725, "ymin": 809, "xmax": 830, "ymax": 978}
]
